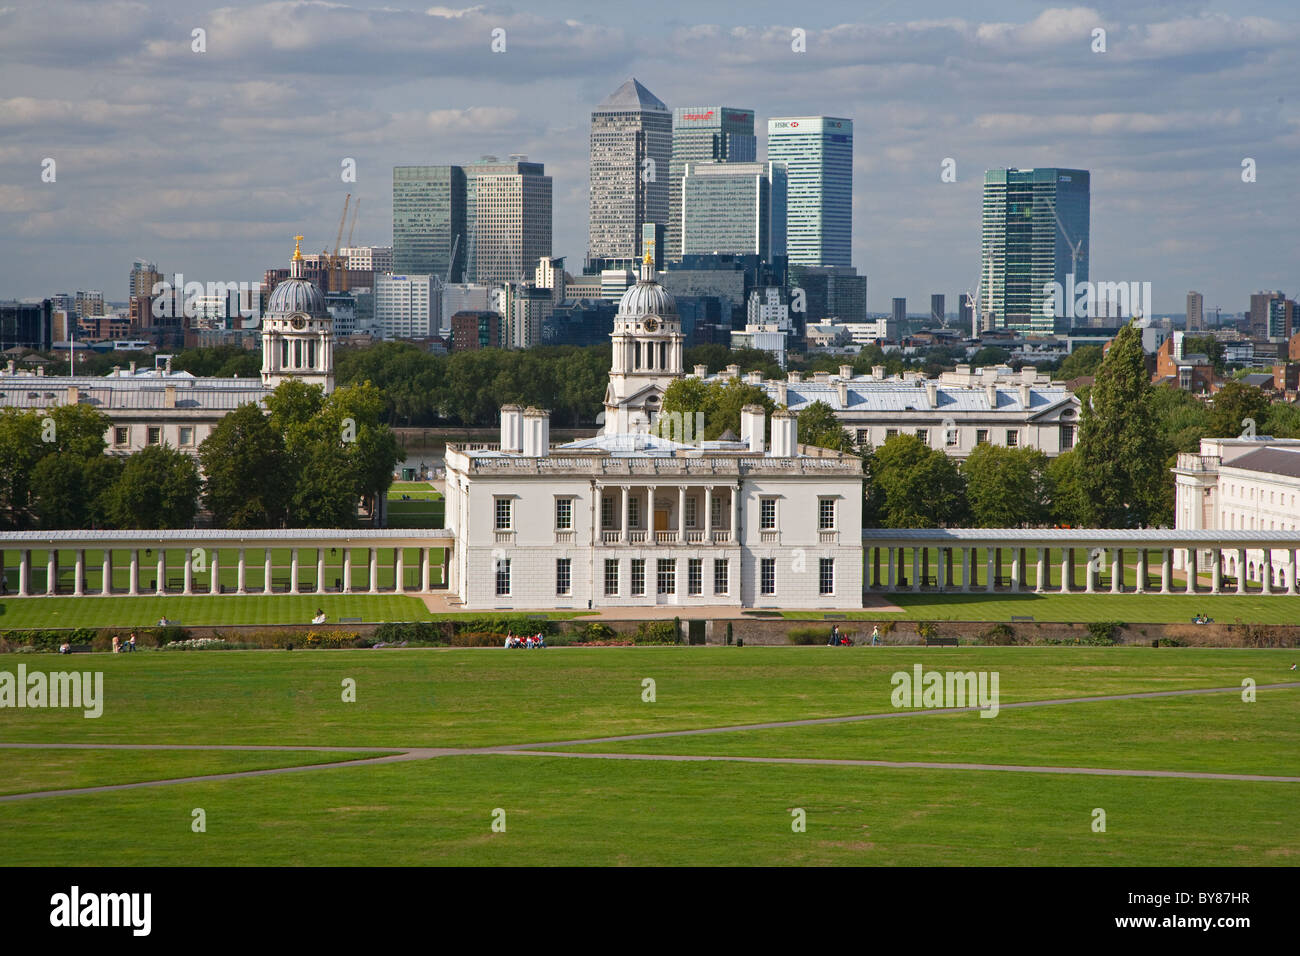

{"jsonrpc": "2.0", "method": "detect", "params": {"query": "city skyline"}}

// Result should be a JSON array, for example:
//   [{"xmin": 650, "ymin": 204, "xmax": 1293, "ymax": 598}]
[{"xmin": 0, "ymin": 1, "xmax": 1297, "ymax": 313}]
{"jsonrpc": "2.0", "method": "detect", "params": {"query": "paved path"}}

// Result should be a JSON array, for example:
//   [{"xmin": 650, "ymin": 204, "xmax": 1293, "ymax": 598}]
[{"xmin": 2, "ymin": 682, "xmax": 1296, "ymax": 801}]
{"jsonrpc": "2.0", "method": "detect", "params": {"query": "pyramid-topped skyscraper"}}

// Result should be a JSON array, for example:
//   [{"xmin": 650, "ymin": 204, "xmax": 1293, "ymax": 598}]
[{"xmin": 588, "ymin": 78, "xmax": 671, "ymax": 267}]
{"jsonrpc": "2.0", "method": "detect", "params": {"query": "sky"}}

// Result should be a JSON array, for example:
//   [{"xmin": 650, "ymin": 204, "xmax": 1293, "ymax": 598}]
[{"xmin": 0, "ymin": 0, "xmax": 1297, "ymax": 315}]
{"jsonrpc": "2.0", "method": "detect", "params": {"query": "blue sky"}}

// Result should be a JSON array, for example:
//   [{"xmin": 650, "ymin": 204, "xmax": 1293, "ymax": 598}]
[{"xmin": 0, "ymin": 0, "xmax": 1296, "ymax": 315}]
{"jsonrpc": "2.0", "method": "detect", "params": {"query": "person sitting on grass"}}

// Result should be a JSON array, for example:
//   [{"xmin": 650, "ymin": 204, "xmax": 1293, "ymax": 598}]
[
  {"xmin": 535, "ymin": 633, "xmax": 547, "ymax": 649},
  {"xmin": 59, "ymin": 642, "xmax": 71, "ymax": 655},
  {"xmin": 312, "ymin": 609, "xmax": 327, "ymax": 625}
]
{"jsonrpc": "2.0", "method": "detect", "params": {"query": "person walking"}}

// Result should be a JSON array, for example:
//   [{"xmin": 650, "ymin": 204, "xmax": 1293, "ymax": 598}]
[
  {"xmin": 871, "ymin": 625, "xmax": 880, "ymax": 646},
  {"xmin": 828, "ymin": 624, "xmax": 840, "ymax": 647},
  {"xmin": 111, "ymin": 635, "xmax": 120, "ymax": 654},
  {"xmin": 127, "ymin": 632, "xmax": 137, "ymax": 653}
]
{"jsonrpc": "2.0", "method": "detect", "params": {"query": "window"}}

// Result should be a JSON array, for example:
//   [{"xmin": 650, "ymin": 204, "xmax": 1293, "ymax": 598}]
[
  {"xmin": 555, "ymin": 498, "xmax": 572, "ymax": 530},
  {"xmin": 1006, "ymin": 430, "xmax": 1018, "ymax": 447},
  {"xmin": 631, "ymin": 559, "xmax": 646, "ymax": 596},
  {"xmin": 113, "ymin": 426, "xmax": 128, "ymax": 445},
  {"xmin": 604, "ymin": 559, "xmax": 619, "ymax": 596},
  {"xmin": 915, "ymin": 429, "xmax": 928, "ymax": 443},
  {"xmin": 494, "ymin": 497, "xmax": 512, "ymax": 530},
  {"xmin": 761, "ymin": 557, "xmax": 776, "ymax": 595},
  {"xmin": 628, "ymin": 497, "xmax": 640, "ymax": 527},
  {"xmin": 685, "ymin": 496, "xmax": 697, "ymax": 528},
  {"xmin": 711, "ymin": 495, "xmax": 723, "ymax": 528},
  {"xmin": 976, "ymin": 429, "xmax": 989, "ymax": 445},
  {"xmin": 1061, "ymin": 424, "xmax": 1075, "ymax": 450},
  {"xmin": 946, "ymin": 427, "xmax": 959, "ymax": 446},
  {"xmin": 820, "ymin": 558, "xmax": 835, "ymax": 595},
  {"xmin": 856, "ymin": 428, "xmax": 870, "ymax": 446},
  {"xmin": 713, "ymin": 559, "xmax": 729, "ymax": 595},
  {"xmin": 179, "ymin": 426, "xmax": 193, "ymax": 446},
  {"xmin": 556, "ymin": 558, "xmax": 571, "ymax": 595},
  {"xmin": 657, "ymin": 559, "xmax": 676, "ymax": 594},
  {"xmin": 601, "ymin": 496, "xmax": 614, "ymax": 529},
  {"xmin": 885, "ymin": 428, "xmax": 899, "ymax": 439},
  {"xmin": 688, "ymin": 558, "xmax": 702, "ymax": 595},
  {"xmin": 819, "ymin": 498, "xmax": 836, "ymax": 530},
  {"xmin": 495, "ymin": 558, "xmax": 511, "ymax": 595},
  {"xmin": 146, "ymin": 426, "xmax": 161, "ymax": 445},
  {"xmin": 760, "ymin": 497, "xmax": 776, "ymax": 530}
]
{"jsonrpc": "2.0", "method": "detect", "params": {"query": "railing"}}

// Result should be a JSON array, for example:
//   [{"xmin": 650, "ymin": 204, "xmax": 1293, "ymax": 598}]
[
  {"xmin": 601, "ymin": 531, "xmax": 621, "ymax": 545},
  {"xmin": 629, "ymin": 531, "xmax": 648, "ymax": 544},
  {"xmin": 819, "ymin": 530, "xmax": 839, "ymax": 544},
  {"xmin": 655, "ymin": 531, "xmax": 678, "ymax": 545},
  {"xmin": 685, "ymin": 530, "xmax": 705, "ymax": 543},
  {"xmin": 555, "ymin": 531, "xmax": 574, "ymax": 544},
  {"xmin": 711, "ymin": 530, "xmax": 732, "ymax": 544},
  {"xmin": 494, "ymin": 531, "xmax": 515, "ymax": 545},
  {"xmin": 760, "ymin": 530, "xmax": 780, "ymax": 544},
  {"xmin": 1176, "ymin": 453, "xmax": 1220, "ymax": 473}
]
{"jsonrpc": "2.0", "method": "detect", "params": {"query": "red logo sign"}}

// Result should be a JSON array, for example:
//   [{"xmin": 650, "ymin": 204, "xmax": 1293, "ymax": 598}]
[{"xmin": 683, "ymin": 111, "xmax": 714, "ymax": 120}]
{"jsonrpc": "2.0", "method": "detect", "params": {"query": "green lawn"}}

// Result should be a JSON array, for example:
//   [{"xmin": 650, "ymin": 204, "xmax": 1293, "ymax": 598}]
[
  {"xmin": 0, "ymin": 647, "xmax": 1293, "ymax": 865},
  {"xmin": 0, "ymin": 594, "xmax": 436, "ymax": 629}
]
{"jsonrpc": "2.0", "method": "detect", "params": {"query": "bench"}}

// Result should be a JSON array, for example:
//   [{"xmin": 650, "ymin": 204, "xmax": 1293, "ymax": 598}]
[
  {"xmin": 924, "ymin": 636, "xmax": 959, "ymax": 647},
  {"xmin": 1011, "ymin": 615, "xmax": 1035, "ymax": 623},
  {"xmin": 921, "ymin": 575, "xmax": 937, "ymax": 587},
  {"xmin": 823, "ymin": 614, "xmax": 846, "ymax": 620},
  {"xmin": 339, "ymin": 617, "xmax": 363, "ymax": 624},
  {"xmin": 994, "ymin": 575, "xmax": 1011, "ymax": 587}
]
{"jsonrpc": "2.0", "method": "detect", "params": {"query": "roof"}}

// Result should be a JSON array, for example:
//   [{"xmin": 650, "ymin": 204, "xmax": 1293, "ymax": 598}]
[
  {"xmin": 558, "ymin": 432, "xmax": 747, "ymax": 457},
  {"xmin": 861, "ymin": 528, "xmax": 1300, "ymax": 544},
  {"xmin": 1241, "ymin": 373, "xmax": 1275, "ymax": 387},
  {"xmin": 595, "ymin": 78, "xmax": 667, "ymax": 112},
  {"xmin": 1221, "ymin": 446, "xmax": 1300, "ymax": 480},
  {"xmin": 0, "ymin": 375, "xmax": 270, "ymax": 411}
]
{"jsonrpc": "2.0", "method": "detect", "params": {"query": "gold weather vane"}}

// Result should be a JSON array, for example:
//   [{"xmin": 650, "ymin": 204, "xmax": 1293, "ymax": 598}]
[{"xmin": 293, "ymin": 235, "xmax": 304, "ymax": 261}]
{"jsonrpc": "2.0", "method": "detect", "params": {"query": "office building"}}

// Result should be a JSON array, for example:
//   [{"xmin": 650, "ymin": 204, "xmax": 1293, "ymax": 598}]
[
  {"xmin": 681, "ymin": 161, "xmax": 787, "ymax": 262},
  {"xmin": 340, "ymin": 246, "xmax": 393, "ymax": 273},
  {"xmin": 535, "ymin": 256, "xmax": 566, "ymax": 302},
  {"xmin": 450, "ymin": 310, "xmax": 501, "ymax": 352},
  {"xmin": 982, "ymin": 167, "xmax": 1090, "ymax": 334},
  {"xmin": 464, "ymin": 155, "xmax": 552, "ymax": 283},
  {"xmin": 766, "ymin": 117, "xmax": 853, "ymax": 267},
  {"xmin": 588, "ymin": 78, "xmax": 672, "ymax": 265},
  {"xmin": 787, "ymin": 264, "xmax": 866, "ymax": 323},
  {"xmin": 75, "ymin": 291, "xmax": 104, "ymax": 319},
  {"xmin": 1250, "ymin": 291, "xmax": 1293, "ymax": 341},
  {"xmin": 0, "ymin": 300, "xmax": 54, "ymax": 352},
  {"xmin": 374, "ymin": 273, "xmax": 437, "ymax": 339},
  {"xmin": 668, "ymin": 106, "xmax": 756, "ymax": 260},
  {"xmin": 392, "ymin": 165, "xmax": 467, "ymax": 280},
  {"xmin": 1186, "ymin": 291, "xmax": 1205, "ymax": 332},
  {"xmin": 129, "ymin": 260, "xmax": 162, "ymax": 300},
  {"xmin": 931, "ymin": 294, "xmax": 945, "ymax": 326}
]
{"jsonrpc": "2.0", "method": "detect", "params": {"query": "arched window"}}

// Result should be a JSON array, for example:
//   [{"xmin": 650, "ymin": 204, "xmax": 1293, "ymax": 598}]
[
  {"xmin": 308, "ymin": 339, "xmax": 317, "ymax": 369},
  {"xmin": 294, "ymin": 340, "xmax": 302, "ymax": 368},
  {"xmin": 634, "ymin": 341, "xmax": 641, "ymax": 370},
  {"xmin": 280, "ymin": 338, "xmax": 289, "ymax": 368}
]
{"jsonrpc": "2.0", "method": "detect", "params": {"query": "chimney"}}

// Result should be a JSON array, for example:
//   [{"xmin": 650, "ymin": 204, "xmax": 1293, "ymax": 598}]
[
  {"xmin": 813, "ymin": 371, "xmax": 830, "ymax": 383},
  {"xmin": 872, "ymin": 365, "xmax": 884, "ymax": 380},
  {"xmin": 693, "ymin": 364, "xmax": 708, "ymax": 377},
  {"xmin": 165, "ymin": 384, "xmax": 177, "ymax": 409},
  {"xmin": 725, "ymin": 363, "xmax": 740, "ymax": 378},
  {"xmin": 1020, "ymin": 366, "xmax": 1036, "ymax": 385},
  {"xmin": 838, "ymin": 365, "xmax": 853, "ymax": 380},
  {"xmin": 747, "ymin": 371, "xmax": 763, "ymax": 384},
  {"xmin": 112, "ymin": 365, "xmax": 120, "ymax": 376},
  {"xmin": 740, "ymin": 404, "xmax": 766, "ymax": 453},
  {"xmin": 925, "ymin": 381, "xmax": 938, "ymax": 406},
  {"xmin": 955, "ymin": 363, "xmax": 971, "ymax": 377},
  {"xmin": 522, "ymin": 406, "xmax": 549, "ymax": 457},
  {"xmin": 36, "ymin": 366, "xmax": 44, "ymax": 376},
  {"xmin": 66, "ymin": 386, "xmax": 79, "ymax": 404},
  {"xmin": 500, "ymin": 404, "xmax": 524, "ymax": 452},
  {"xmin": 776, "ymin": 381, "xmax": 787, "ymax": 405},
  {"xmin": 5, "ymin": 360, "xmax": 13, "ymax": 375},
  {"xmin": 787, "ymin": 370, "xmax": 802, "ymax": 383},
  {"xmin": 129, "ymin": 360, "xmax": 137, "ymax": 374},
  {"xmin": 164, "ymin": 356, "xmax": 172, "ymax": 373},
  {"xmin": 837, "ymin": 381, "xmax": 848, "ymax": 406},
  {"xmin": 1019, "ymin": 383, "xmax": 1032, "ymax": 407},
  {"xmin": 986, "ymin": 383, "xmax": 998, "ymax": 407},
  {"xmin": 771, "ymin": 407, "xmax": 797, "ymax": 457}
]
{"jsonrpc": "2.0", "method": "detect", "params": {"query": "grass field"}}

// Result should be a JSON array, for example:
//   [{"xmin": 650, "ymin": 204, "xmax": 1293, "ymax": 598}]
[
  {"xmin": 0, "ymin": 594, "xmax": 438, "ymax": 628},
  {"xmin": 0, "ymin": 647, "xmax": 1295, "ymax": 865}
]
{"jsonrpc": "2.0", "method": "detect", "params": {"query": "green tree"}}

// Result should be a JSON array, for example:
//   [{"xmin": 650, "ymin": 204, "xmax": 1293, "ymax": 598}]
[
  {"xmin": 1205, "ymin": 380, "xmax": 1270, "ymax": 438},
  {"xmin": 1263, "ymin": 401, "xmax": 1300, "ymax": 439},
  {"xmin": 1074, "ymin": 322, "xmax": 1171, "ymax": 527},
  {"xmin": 971, "ymin": 346, "xmax": 1011, "ymax": 367},
  {"xmin": 869, "ymin": 433, "xmax": 967, "ymax": 527},
  {"xmin": 660, "ymin": 377, "xmax": 774, "ymax": 440},
  {"xmin": 1182, "ymin": 335, "xmax": 1225, "ymax": 374},
  {"xmin": 107, "ymin": 445, "xmax": 201, "ymax": 529},
  {"xmin": 1148, "ymin": 383, "xmax": 1209, "ymax": 453},
  {"xmin": 199, "ymin": 402, "xmax": 290, "ymax": 528},
  {"xmin": 796, "ymin": 400, "xmax": 854, "ymax": 453},
  {"xmin": 962, "ymin": 444, "xmax": 1051, "ymax": 527},
  {"xmin": 1058, "ymin": 345, "xmax": 1103, "ymax": 380},
  {"xmin": 1045, "ymin": 449, "xmax": 1087, "ymax": 527}
]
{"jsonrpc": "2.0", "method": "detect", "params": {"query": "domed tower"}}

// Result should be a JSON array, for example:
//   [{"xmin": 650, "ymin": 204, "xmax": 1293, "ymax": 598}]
[
  {"xmin": 603, "ymin": 239, "xmax": 683, "ymax": 434},
  {"xmin": 261, "ymin": 235, "xmax": 335, "ymax": 393}
]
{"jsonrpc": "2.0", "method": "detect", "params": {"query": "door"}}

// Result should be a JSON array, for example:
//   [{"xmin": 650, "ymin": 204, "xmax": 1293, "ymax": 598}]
[{"xmin": 654, "ymin": 510, "xmax": 669, "ymax": 532}]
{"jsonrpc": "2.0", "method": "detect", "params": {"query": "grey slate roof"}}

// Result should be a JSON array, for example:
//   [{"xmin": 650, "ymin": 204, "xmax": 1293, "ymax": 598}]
[
  {"xmin": 596, "ymin": 77, "xmax": 667, "ymax": 112},
  {"xmin": 1222, "ymin": 446, "xmax": 1300, "ymax": 480}
]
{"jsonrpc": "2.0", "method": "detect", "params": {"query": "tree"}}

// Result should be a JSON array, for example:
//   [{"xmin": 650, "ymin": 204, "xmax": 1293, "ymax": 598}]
[
  {"xmin": 199, "ymin": 402, "xmax": 290, "ymax": 528},
  {"xmin": 869, "ymin": 434, "xmax": 967, "ymax": 527},
  {"xmin": 971, "ymin": 346, "xmax": 1011, "ymax": 367},
  {"xmin": 1045, "ymin": 449, "xmax": 1087, "ymax": 527},
  {"xmin": 797, "ymin": 400, "xmax": 854, "ymax": 453},
  {"xmin": 107, "ymin": 445, "xmax": 200, "ymax": 529},
  {"xmin": 1182, "ymin": 335, "xmax": 1225, "ymax": 374},
  {"xmin": 1263, "ymin": 401, "xmax": 1300, "ymax": 439},
  {"xmin": 962, "ymin": 444, "xmax": 1051, "ymax": 527},
  {"xmin": 1074, "ymin": 322, "xmax": 1171, "ymax": 527},
  {"xmin": 1058, "ymin": 345, "xmax": 1103, "ymax": 380},
  {"xmin": 661, "ymin": 377, "xmax": 774, "ymax": 440},
  {"xmin": 1148, "ymin": 382, "xmax": 1209, "ymax": 453},
  {"xmin": 1206, "ymin": 380, "xmax": 1270, "ymax": 438}
]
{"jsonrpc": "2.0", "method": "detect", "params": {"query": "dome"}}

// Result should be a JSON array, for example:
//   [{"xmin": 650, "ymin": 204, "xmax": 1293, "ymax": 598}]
[
  {"xmin": 267, "ymin": 277, "xmax": 328, "ymax": 318},
  {"xmin": 618, "ymin": 278, "xmax": 677, "ymax": 318}
]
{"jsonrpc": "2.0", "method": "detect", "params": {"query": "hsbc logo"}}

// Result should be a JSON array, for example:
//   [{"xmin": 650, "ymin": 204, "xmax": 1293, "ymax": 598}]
[{"xmin": 772, "ymin": 121, "xmax": 797, "ymax": 129}]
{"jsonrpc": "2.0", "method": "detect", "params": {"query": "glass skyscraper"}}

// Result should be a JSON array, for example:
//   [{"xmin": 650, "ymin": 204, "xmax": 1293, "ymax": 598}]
[
  {"xmin": 680, "ymin": 161, "xmax": 786, "ymax": 262},
  {"xmin": 462, "ymin": 157, "xmax": 552, "ymax": 284},
  {"xmin": 765, "ymin": 117, "xmax": 853, "ymax": 268},
  {"xmin": 981, "ymin": 167, "xmax": 1090, "ymax": 334},
  {"xmin": 668, "ymin": 106, "xmax": 757, "ymax": 261},
  {"xmin": 392, "ymin": 165, "xmax": 467, "ymax": 281}
]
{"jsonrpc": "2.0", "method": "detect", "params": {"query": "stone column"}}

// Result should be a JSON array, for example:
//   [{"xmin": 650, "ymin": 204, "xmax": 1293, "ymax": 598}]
[
  {"xmin": 1135, "ymin": 550, "xmax": 1147, "ymax": 593},
  {"xmin": 705, "ymin": 487, "xmax": 713, "ymax": 542},
  {"xmin": 911, "ymin": 548, "xmax": 920, "ymax": 592},
  {"xmin": 1161, "ymin": 549, "xmax": 1172, "ymax": 594},
  {"xmin": 45, "ymin": 551, "xmax": 56, "ymax": 595},
  {"xmin": 678, "ymin": 486, "xmax": 686, "ymax": 541},
  {"xmin": 264, "ymin": 550, "xmax": 273, "ymax": 594},
  {"xmin": 316, "ymin": 550, "xmax": 325, "ymax": 593},
  {"xmin": 128, "ymin": 549, "xmax": 138, "ymax": 596},
  {"xmin": 102, "ymin": 550, "xmax": 112, "ymax": 596},
  {"xmin": 886, "ymin": 548, "xmax": 895, "ymax": 589},
  {"xmin": 1235, "ymin": 549, "xmax": 1246, "ymax": 594},
  {"xmin": 1261, "ymin": 550, "xmax": 1273, "ymax": 595},
  {"xmin": 1010, "ymin": 549, "xmax": 1021, "ymax": 592},
  {"xmin": 1287, "ymin": 550, "xmax": 1298, "ymax": 595},
  {"xmin": 1211, "ymin": 549, "xmax": 1222, "ymax": 594},
  {"xmin": 962, "ymin": 548, "xmax": 971, "ymax": 592},
  {"xmin": 209, "ymin": 549, "xmax": 220, "ymax": 595},
  {"xmin": 1184, "ymin": 548, "xmax": 1196, "ymax": 594},
  {"xmin": 342, "ymin": 550, "xmax": 352, "ymax": 593},
  {"xmin": 1085, "ymin": 551, "xmax": 1096, "ymax": 593},
  {"xmin": 156, "ymin": 549, "xmax": 166, "ymax": 594},
  {"xmin": 937, "ymin": 548, "xmax": 947, "ymax": 590},
  {"xmin": 422, "ymin": 548, "xmax": 432, "ymax": 592},
  {"xmin": 368, "ymin": 549, "xmax": 379, "ymax": 593},
  {"xmin": 395, "ymin": 548, "xmax": 406, "ymax": 593},
  {"xmin": 20, "ymin": 550, "xmax": 30, "ymax": 596},
  {"xmin": 73, "ymin": 550, "xmax": 84, "ymax": 596},
  {"xmin": 621, "ymin": 485, "xmax": 630, "ymax": 542},
  {"xmin": 290, "ymin": 549, "xmax": 300, "ymax": 594},
  {"xmin": 1059, "ymin": 550, "xmax": 1071, "ymax": 594},
  {"xmin": 1035, "ymin": 548, "xmax": 1047, "ymax": 593},
  {"xmin": 238, "ymin": 549, "xmax": 247, "ymax": 594},
  {"xmin": 183, "ymin": 550, "xmax": 193, "ymax": 595},
  {"xmin": 1111, "ymin": 548, "xmax": 1122, "ymax": 594},
  {"xmin": 985, "ymin": 549, "xmax": 995, "ymax": 591}
]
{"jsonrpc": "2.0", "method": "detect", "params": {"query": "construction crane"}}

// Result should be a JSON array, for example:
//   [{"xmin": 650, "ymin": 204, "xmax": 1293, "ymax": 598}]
[
  {"xmin": 347, "ymin": 198, "xmax": 359, "ymax": 249},
  {"xmin": 446, "ymin": 234, "xmax": 460, "ymax": 284},
  {"xmin": 329, "ymin": 193, "xmax": 350, "ymax": 292}
]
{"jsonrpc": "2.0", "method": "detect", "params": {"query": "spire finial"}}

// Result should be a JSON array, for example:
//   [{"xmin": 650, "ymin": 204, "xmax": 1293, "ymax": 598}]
[
  {"xmin": 292, "ymin": 235, "xmax": 304, "ymax": 261},
  {"xmin": 641, "ymin": 237, "xmax": 655, "ymax": 280}
]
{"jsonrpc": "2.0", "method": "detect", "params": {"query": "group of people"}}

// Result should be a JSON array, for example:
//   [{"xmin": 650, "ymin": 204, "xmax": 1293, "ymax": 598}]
[
  {"xmin": 826, "ymin": 624, "xmax": 882, "ymax": 646},
  {"xmin": 504, "ymin": 632, "xmax": 547, "ymax": 649},
  {"xmin": 1192, "ymin": 612, "xmax": 1215, "ymax": 624},
  {"xmin": 111, "ymin": 633, "xmax": 137, "ymax": 653}
]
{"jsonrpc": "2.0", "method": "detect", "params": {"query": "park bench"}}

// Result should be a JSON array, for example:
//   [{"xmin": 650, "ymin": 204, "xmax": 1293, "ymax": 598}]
[
  {"xmin": 922, "ymin": 574, "xmax": 937, "ymax": 587},
  {"xmin": 823, "ymin": 614, "xmax": 846, "ymax": 620},
  {"xmin": 1011, "ymin": 615, "xmax": 1035, "ymax": 623},
  {"xmin": 924, "ymin": 636, "xmax": 959, "ymax": 647},
  {"xmin": 994, "ymin": 575, "xmax": 1011, "ymax": 587},
  {"xmin": 338, "ymin": 617, "xmax": 363, "ymax": 624}
]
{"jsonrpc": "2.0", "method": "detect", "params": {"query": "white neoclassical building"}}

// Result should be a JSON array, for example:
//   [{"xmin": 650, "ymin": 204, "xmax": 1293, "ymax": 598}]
[
  {"xmin": 446, "ymin": 253, "xmax": 864, "ymax": 610},
  {"xmin": 0, "ymin": 237, "xmax": 334, "ymax": 455}
]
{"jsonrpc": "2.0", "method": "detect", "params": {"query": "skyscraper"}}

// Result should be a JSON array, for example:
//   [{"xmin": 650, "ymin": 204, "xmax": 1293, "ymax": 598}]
[
  {"xmin": 766, "ymin": 117, "xmax": 853, "ymax": 267},
  {"xmin": 1186, "ymin": 291, "xmax": 1204, "ymax": 332},
  {"xmin": 392, "ymin": 165, "xmax": 467, "ymax": 280},
  {"xmin": 668, "ymin": 106, "xmax": 756, "ymax": 261},
  {"xmin": 588, "ymin": 78, "xmax": 672, "ymax": 268},
  {"xmin": 981, "ymin": 167, "xmax": 1090, "ymax": 335},
  {"xmin": 931, "ymin": 294, "xmax": 945, "ymax": 326},
  {"xmin": 680, "ymin": 161, "xmax": 786, "ymax": 262},
  {"xmin": 463, "ymin": 156, "xmax": 552, "ymax": 284}
]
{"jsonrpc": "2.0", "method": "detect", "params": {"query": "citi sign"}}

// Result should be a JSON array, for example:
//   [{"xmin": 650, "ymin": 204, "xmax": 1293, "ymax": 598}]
[{"xmin": 683, "ymin": 111, "xmax": 714, "ymax": 120}]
